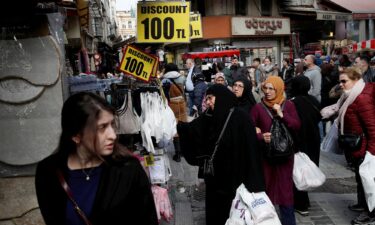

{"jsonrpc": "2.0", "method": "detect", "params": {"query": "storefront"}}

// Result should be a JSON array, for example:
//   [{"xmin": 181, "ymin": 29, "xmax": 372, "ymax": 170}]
[{"xmin": 231, "ymin": 17, "xmax": 291, "ymax": 66}]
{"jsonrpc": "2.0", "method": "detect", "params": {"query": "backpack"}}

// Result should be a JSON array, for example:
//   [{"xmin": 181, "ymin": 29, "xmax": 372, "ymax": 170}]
[{"xmin": 261, "ymin": 102, "xmax": 294, "ymax": 163}]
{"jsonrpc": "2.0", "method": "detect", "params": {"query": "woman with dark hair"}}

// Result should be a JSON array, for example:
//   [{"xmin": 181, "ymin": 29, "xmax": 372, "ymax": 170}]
[
  {"xmin": 290, "ymin": 75, "xmax": 322, "ymax": 216},
  {"xmin": 178, "ymin": 84, "xmax": 265, "ymax": 225},
  {"xmin": 250, "ymin": 76, "xmax": 301, "ymax": 225},
  {"xmin": 232, "ymin": 76, "xmax": 257, "ymax": 113},
  {"xmin": 35, "ymin": 92, "xmax": 158, "ymax": 225}
]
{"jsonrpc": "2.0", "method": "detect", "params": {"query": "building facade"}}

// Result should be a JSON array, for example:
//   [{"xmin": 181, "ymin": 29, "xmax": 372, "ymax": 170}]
[{"xmin": 116, "ymin": 8, "xmax": 136, "ymax": 40}]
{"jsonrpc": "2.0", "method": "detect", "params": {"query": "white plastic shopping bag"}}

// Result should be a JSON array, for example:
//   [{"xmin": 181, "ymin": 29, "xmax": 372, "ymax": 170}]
[
  {"xmin": 226, "ymin": 185, "xmax": 254, "ymax": 225},
  {"xmin": 359, "ymin": 151, "xmax": 375, "ymax": 211},
  {"xmin": 293, "ymin": 152, "xmax": 326, "ymax": 191},
  {"xmin": 321, "ymin": 120, "xmax": 343, "ymax": 154},
  {"xmin": 237, "ymin": 184, "xmax": 281, "ymax": 225}
]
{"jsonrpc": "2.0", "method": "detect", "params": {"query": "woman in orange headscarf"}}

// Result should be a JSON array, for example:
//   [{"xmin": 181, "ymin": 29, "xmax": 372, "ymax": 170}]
[{"xmin": 250, "ymin": 76, "xmax": 301, "ymax": 225}]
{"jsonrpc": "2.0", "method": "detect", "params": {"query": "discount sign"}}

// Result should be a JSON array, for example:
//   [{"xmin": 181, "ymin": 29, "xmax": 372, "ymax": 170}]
[
  {"xmin": 190, "ymin": 13, "xmax": 203, "ymax": 39},
  {"xmin": 119, "ymin": 46, "xmax": 157, "ymax": 82},
  {"xmin": 137, "ymin": 1, "xmax": 190, "ymax": 43}
]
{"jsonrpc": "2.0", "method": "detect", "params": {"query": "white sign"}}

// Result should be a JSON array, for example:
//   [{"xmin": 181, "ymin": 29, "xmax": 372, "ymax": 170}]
[
  {"xmin": 232, "ymin": 17, "xmax": 291, "ymax": 36},
  {"xmin": 317, "ymin": 12, "xmax": 352, "ymax": 21}
]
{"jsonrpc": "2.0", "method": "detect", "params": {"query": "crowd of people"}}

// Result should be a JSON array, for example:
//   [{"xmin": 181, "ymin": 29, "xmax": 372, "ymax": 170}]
[
  {"xmin": 35, "ymin": 51, "xmax": 375, "ymax": 225},
  {"xmin": 164, "ymin": 52, "xmax": 375, "ymax": 225}
]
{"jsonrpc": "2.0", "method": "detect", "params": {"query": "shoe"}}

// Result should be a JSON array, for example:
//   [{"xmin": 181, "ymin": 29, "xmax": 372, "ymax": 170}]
[
  {"xmin": 295, "ymin": 208, "xmax": 309, "ymax": 216},
  {"xmin": 349, "ymin": 204, "xmax": 366, "ymax": 212},
  {"xmin": 351, "ymin": 212, "xmax": 375, "ymax": 225}
]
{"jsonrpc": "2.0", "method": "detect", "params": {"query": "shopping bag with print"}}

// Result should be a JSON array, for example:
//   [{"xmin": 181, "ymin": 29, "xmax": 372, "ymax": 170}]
[
  {"xmin": 321, "ymin": 120, "xmax": 343, "ymax": 154},
  {"xmin": 359, "ymin": 151, "xmax": 375, "ymax": 211},
  {"xmin": 237, "ymin": 184, "xmax": 281, "ymax": 225},
  {"xmin": 293, "ymin": 152, "xmax": 326, "ymax": 191},
  {"xmin": 226, "ymin": 184, "xmax": 254, "ymax": 225}
]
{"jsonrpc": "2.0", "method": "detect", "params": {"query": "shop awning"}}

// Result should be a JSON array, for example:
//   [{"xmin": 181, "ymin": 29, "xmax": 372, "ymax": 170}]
[
  {"xmin": 182, "ymin": 49, "xmax": 240, "ymax": 60},
  {"xmin": 348, "ymin": 39, "xmax": 375, "ymax": 53}
]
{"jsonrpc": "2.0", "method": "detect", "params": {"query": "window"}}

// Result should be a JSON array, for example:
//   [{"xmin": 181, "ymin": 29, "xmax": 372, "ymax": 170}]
[
  {"xmin": 261, "ymin": 0, "xmax": 272, "ymax": 16},
  {"xmin": 128, "ymin": 21, "xmax": 132, "ymax": 29},
  {"xmin": 235, "ymin": 0, "xmax": 247, "ymax": 15},
  {"xmin": 122, "ymin": 24, "xmax": 126, "ymax": 29}
]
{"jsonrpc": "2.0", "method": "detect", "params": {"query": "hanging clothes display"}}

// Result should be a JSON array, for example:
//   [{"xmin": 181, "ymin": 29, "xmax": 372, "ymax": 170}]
[{"xmin": 117, "ymin": 90, "xmax": 141, "ymax": 134}]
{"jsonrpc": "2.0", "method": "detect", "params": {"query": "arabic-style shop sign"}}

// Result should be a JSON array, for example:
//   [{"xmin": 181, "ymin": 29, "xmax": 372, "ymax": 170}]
[
  {"xmin": 119, "ymin": 46, "xmax": 157, "ymax": 82},
  {"xmin": 190, "ymin": 13, "xmax": 203, "ymax": 39},
  {"xmin": 137, "ymin": 1, "xmax": 191, "ymax": 43},
  {"xmin": 232, "ymin": 17, "xmax": 290, "ymax": 36}
]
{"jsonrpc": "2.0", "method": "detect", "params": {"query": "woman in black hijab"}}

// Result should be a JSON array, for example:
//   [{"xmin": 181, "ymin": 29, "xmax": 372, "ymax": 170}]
[
  {"xmin": 232, "ymin": 76, "xmax": 257, "ymax": 113},
  {"xmin": 178, "ymin": 84, "xmax": 265, "ymax": 225},
  {"xmin": 290, "ymin": 75, "xmax": 322, "ymax": 216}
]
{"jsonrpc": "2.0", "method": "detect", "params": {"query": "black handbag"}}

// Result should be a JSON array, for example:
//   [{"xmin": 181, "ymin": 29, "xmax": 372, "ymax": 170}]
[
  {"xmin": 202, "ymin": 108, "xmax": 234, "ymax": 177},
  {"xmin": 261, "ymin": 102, "xmax": 294, "ymax": 162},
  {"xmin": 338, "ymin": 134, "xmax": 363, "ymax": 152}
]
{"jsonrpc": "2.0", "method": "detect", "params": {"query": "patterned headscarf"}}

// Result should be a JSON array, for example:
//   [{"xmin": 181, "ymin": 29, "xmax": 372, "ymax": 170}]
[{"xmin": 262, "ymin": 76, "xmax": 285, "ymax": 108}]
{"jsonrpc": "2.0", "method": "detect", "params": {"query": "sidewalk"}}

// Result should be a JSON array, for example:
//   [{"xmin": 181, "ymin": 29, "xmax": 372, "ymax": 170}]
[{"xmin": 167, "ymin": 150, "xmax": 359, "ymax": 225}]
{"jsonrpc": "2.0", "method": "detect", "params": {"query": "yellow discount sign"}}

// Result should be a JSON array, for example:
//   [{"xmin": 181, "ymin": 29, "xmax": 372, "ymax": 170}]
[
  {"xmin": 119, "ymin": 46, "xmax": 157, "ymax": 82},
  {"xmin": 137, "ymin": 1, "xmax": 190, "ymax": 43},
  {"xmin": 190, "ymin": 13, "xmax": 203, "ymax": 39}
]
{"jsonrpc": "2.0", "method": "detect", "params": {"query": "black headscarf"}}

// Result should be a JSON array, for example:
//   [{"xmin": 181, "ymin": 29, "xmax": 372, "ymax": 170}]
[
  {"xmin": 233, "ymin": 77, "xmax": 256, "ymax": 113},
  {"xmin": 290, "ymin": 75, "xmax": 311, "ymax": 97},
  {"xmin": 206, "ymin": 84, "xmax": 236, "ymax": 129}
]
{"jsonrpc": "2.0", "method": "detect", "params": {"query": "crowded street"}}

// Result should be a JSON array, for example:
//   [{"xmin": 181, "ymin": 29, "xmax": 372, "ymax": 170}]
[{"xmin": 0, "ymin": 0, "xmax": 375, "ymax": 225}]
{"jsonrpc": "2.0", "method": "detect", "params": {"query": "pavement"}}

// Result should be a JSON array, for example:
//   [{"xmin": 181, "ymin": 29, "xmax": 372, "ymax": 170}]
[{"xmin": 0, "ymin": 148, "xmax": 360, "ymax": 225}]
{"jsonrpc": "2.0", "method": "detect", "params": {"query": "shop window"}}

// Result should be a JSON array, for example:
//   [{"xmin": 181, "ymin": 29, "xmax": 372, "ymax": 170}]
[
  {"xmin": 261, "ymin": 0, "xmax": 272, "ymax": 16},
  {"xmin": 235, "ymin": 0, "xmax": 247, "ymax": 15}
]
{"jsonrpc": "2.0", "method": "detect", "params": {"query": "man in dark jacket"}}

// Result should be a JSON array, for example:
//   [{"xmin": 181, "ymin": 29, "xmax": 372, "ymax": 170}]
[{"xmin": 360, "ymin": 55, "xmax": 375, "ymax": 83}]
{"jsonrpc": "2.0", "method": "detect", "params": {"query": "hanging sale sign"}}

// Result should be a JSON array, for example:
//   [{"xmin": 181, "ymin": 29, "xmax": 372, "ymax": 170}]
[
  {"xmin": 137, "ymin": 1, "xmax": 190, "ymax": 43},
  {"xmin": 190, "ymin": 13, "xmax": 203, "ymax": 39},
  {"xmin": 119, "ymin": 46, "xmax": 157, "ymax": 82}
]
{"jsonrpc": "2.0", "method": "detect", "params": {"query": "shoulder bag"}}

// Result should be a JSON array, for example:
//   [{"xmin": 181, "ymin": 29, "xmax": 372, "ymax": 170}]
[
  {"xmin": 203, "ymin": 108, "xmax": 234, "ymax": 177},
  {"xmin": 261, "ymin": 102, "xmax": 294, "ymax": 162},
  {"xmin": 338, "ymin": 133, "xmax": 363, "ymax": 152},
  {"xmin": 56, "ymin": 169, "xmax": 93, "ymax": 225}
]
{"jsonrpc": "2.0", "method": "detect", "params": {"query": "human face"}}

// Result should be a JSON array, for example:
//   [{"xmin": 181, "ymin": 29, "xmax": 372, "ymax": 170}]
[
  {"xmin": 262, "ymin": 83, "xmax": 276, "ymax": 101},
  {"xmin": 303, "ymin": 56, "xmax": 312, "ymax": 66},
  {"xmin": 339, "ymin": 74, "xmax": 357, "ymax": 91},
  {"xmin": 232, "ymin": 81, "xmax": 244, "ymax": 98},
  {"xmin": 185, "ymin": 59, "xmax": 193, "ymax": 69},
  {"xmin": 205, "ymin": 94, "xmax": 216, "ymax": 111},
  {"xmin": 232, "ymin": 58, "xmax": 239, "ymax": 65},
  {"xmin": 354, "ymin": 57, "xmax": 361, "ymax": 66},
  {"xmin": 215, "ymin": 77, "xmax": 225, "ymax": 85},
  {"xmin": 252, "ymin": 60, "xmax": 259, "ymax": 68},
  {"xmin": 75, "ymin": 110, "xmax": 117, "ymax": 158},
  {"xmin": 264, "ymin": 58, "xmax": 271, "ymax": 65}
]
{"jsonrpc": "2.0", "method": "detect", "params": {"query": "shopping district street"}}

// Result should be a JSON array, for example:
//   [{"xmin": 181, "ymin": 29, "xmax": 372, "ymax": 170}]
[
  {"xmin": 1, "ymin": 0, "xmax": 375, "ymax": 225},
  {"xmin": 0, "ymin": 147, "xmax": 360, "ymax": 225}
]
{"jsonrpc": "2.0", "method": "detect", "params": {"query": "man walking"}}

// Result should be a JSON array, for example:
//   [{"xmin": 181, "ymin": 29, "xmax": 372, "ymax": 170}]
[
  {"xmin": 359, "ymin": 55, "xmax": 375, "ymax": 83},
  {"xmin": 185, "ymin": 58, "xmax": 201, "ymax": 115},
  {"xmin": 304, "ymin": 55, "xmax": 322, "ymax": 102}
]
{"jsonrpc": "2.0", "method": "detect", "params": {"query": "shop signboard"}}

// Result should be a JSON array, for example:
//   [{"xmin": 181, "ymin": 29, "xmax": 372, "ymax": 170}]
[
  {"xmin": 232, "ymin": 17, "xmax": 290, "ymax": 36},
  {"xmin": 190, "ymin": 13, "xmax": 203, "ymax": 39},
  {"xmin": 119, "ymin": 46, "xmax": 158, "ymax": 82},
  {"xmin": 316, "ymin": 12, "xmax": 352, "ymax": 21},
  {"xmin": 137, "ymin": 1, "xmax": 190, "ymax": 43}
]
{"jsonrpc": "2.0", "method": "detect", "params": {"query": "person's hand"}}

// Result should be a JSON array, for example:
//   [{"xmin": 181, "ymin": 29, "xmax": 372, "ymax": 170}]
[
  {"xmin": 263, "ymin": 132, "xmax": 271, "ymax": 143},
  {"xmin": 256, "ymin": 127, "xmax": 261, "ymax": 134},
  {"xmin": 273, "ymin": 104, "xmax": 283, "ymax": 118}
]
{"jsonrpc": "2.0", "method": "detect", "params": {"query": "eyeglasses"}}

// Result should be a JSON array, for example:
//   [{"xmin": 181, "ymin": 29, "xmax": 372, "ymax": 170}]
[
  {"xmin": 340, "ymin": 79, "xmax": 349, "ymax": 84},
  {"xmin": 233, "ymin": 83, "xmax": 244, "ymax": 88}
]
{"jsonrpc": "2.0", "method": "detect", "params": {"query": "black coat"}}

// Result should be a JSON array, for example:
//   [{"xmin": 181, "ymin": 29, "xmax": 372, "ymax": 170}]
[
  {"xmin": 290, "ymin": 75, "xmax": 322, "ymax": 165},
  {"xmin": 35, "ymin": 153, "xmax": 158, "ymax": 225},
  {"xmin": 177, "ymin": 85, "xmax": 265, "ymax": 225}
]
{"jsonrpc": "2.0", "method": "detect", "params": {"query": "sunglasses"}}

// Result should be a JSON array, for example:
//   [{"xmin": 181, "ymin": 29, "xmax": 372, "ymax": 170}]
[{"xmin": 340, "ymin": 79, "xmax": 349, "ymax": 84}]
